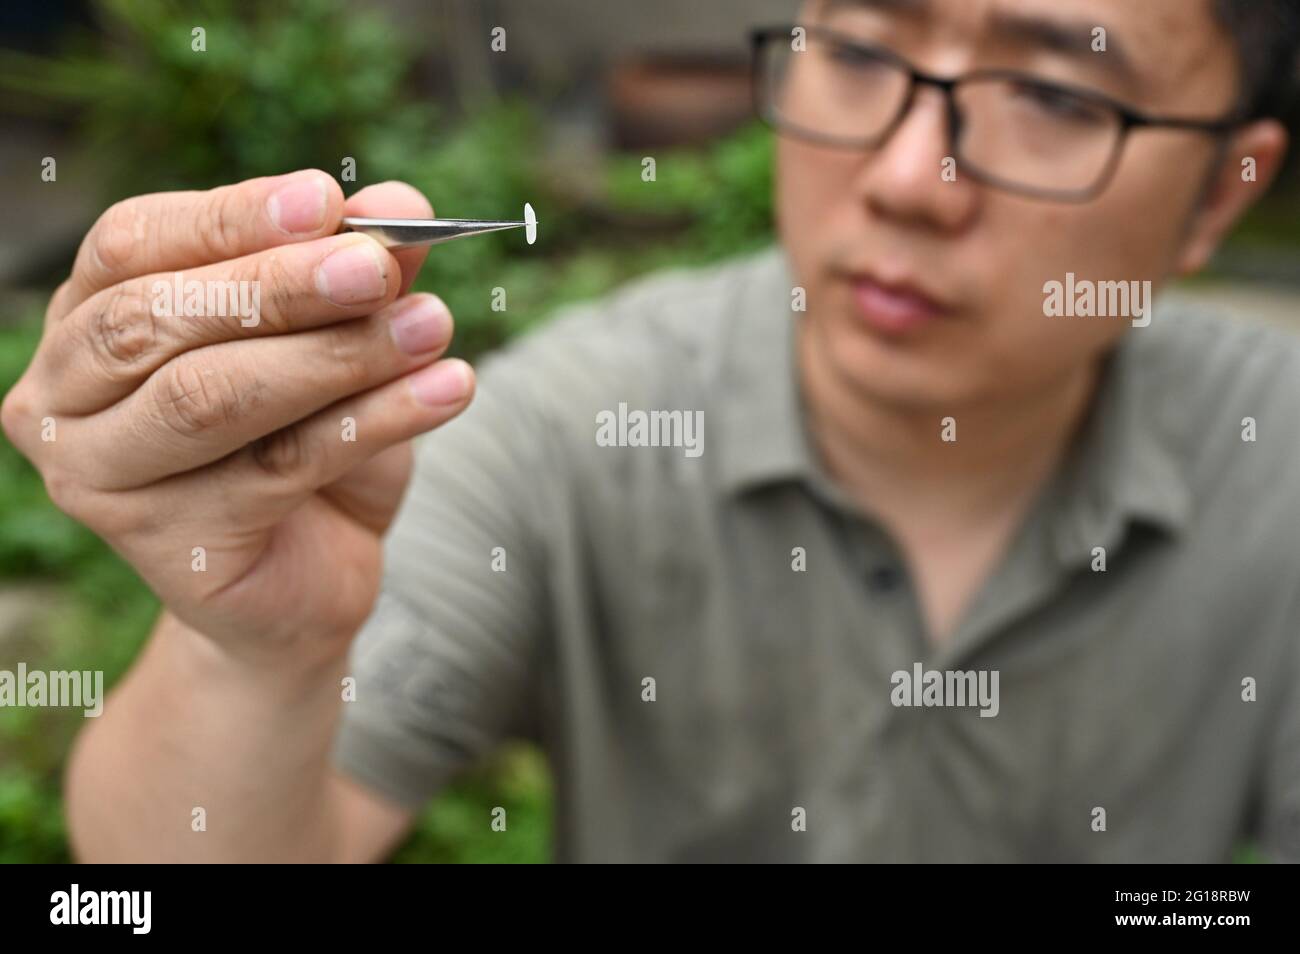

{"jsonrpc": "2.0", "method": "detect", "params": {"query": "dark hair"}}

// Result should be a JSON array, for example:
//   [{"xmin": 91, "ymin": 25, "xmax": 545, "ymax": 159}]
[{"xmin": 1213, "ymin": 0, "xmax": 1300, "ymax": 119}]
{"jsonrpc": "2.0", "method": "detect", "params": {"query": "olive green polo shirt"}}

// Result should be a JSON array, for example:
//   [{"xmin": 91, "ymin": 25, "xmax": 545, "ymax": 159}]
[{"xmin": 333, "ymin": 244, "xmax": 1300, "ymax": 862}]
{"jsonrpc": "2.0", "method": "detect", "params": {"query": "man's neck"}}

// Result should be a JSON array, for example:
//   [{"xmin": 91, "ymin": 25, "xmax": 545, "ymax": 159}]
[{"xmin": 797, "ymin": 321, "xmax": 1105, "ymax": 538}]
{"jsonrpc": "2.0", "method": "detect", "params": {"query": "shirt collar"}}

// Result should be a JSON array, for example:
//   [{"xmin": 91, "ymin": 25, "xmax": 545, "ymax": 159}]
[
  {"xmin": 1045, "ymin": 328, "xmax": 1193, "ymax": 561},
  {"xmin": 714, "ymin": 244, "xmax": 811, "ymax": 493},
  {"xmin": 715, "ymin": 244, "xmax": 1193, "ymax": 552}
]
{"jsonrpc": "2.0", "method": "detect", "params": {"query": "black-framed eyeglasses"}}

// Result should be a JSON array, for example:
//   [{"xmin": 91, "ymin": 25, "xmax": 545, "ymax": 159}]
[{"xmin": 750, "ymin": 23, "xmax": 1247, "ymax": 202}]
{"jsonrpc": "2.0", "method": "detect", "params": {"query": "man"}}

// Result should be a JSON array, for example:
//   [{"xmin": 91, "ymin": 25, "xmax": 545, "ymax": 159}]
[{"xmin": 4, "ymin": 0, "xmax": 1298, "ymax": 861}]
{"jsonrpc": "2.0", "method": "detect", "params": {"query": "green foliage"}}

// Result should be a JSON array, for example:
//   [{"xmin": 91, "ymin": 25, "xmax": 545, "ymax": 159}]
[
  {"xmin": 604, "ymin": 122, "xmax": 774, "ymax": 260},
  {"xmin": 0, "ymin": 0, "xmax": 432, "ymax": 199},
  {"xmin": 399, "ymin": 110, "xmax": 775, "ymax": 359},
  {"xmin": 390, "ymin": 746, "xmax": 552, "ymax": 864},
  {"xmin": 0, "ymin": 771, "xmax": 68, "ymax": 863}
]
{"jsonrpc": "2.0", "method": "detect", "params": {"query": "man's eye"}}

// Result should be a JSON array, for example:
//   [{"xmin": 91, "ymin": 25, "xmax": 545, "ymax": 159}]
[
  {"xmin": 826, "ymin": 43, "xmax": 890, "ymax": 71},
  {"xmin": 1012, "ymin": 83, "xmax": 1104, "ymax": 123}
]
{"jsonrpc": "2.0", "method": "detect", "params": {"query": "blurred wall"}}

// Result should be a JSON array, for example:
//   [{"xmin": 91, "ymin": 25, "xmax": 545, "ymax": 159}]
[{"xmin": 401, "ymin": 0, "xmax": 800, "ymax": 99}]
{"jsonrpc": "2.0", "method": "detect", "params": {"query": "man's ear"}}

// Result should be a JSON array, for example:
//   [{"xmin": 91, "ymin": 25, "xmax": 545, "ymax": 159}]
[{"xmin": 1175, "ymin": 119, "xmax": 1289, "ymax": 276}]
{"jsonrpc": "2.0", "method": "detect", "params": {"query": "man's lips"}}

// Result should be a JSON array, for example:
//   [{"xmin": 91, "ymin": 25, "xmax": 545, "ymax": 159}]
[{"xmin": 845, "ymin": 272, "xmax": 952, "ymax": 336}]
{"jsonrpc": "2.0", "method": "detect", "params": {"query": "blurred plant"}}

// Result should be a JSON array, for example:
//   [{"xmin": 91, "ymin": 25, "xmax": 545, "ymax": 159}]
[
  {"xmin": 0, "ymin": 0, "xmax": 434, "ymax": 200},
  {"xmin": 603, "ymin": 121, "xmax": 774, "ymax": 257},
  {"xmin": 0, "ymin": 772, "xmax": 68, "ymax": 863}
]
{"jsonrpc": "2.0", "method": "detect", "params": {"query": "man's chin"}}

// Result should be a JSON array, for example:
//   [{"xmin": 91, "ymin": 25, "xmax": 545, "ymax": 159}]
[{"xmin": 808, "ymin": 314, "xmax": 977, "ymax": 412}]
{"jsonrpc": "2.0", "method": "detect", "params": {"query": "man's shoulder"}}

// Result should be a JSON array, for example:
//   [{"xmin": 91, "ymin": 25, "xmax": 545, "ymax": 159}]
[
  {"xmin": 1135, "ymin": 301, "xmax": 1300, "ymax": 423},
  {"xmin": 475, "ymin": 245, "xmax": 784, "ymax": 412},
  {"xmin": 1132, "ymin": 299, "xmax": 1300, "ymax": 515},
  {"xmin": 515, "ymin": 244, "xmax": 781, "ymax": 359}
]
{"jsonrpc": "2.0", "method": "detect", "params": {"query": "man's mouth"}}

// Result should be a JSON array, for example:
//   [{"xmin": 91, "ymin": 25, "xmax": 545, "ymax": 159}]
[{"xmin": 845, "ymin": 272, "xmax": 952, "ymax": 337}]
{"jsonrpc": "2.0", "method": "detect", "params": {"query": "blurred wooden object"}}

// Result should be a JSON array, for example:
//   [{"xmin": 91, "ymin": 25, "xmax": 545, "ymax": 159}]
[{"xmin": 608, "ymin": 54, "xmax": 753, "ymax": 149}]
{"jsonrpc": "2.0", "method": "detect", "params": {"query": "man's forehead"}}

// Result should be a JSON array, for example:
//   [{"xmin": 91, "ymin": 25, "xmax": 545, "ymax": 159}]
[
  {"xmin": 822, "ymin": 0, "xmax": 1208, "ymax": 23},
  {"xmin": 814, "ymin": 0, "xmax": 1236, "ymax": 107},
  {"xmin": 817, "ymin": 0, "xmax": 1220, "ymax": 49}
]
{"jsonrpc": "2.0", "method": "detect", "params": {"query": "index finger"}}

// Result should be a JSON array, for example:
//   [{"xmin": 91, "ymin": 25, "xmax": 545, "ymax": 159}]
[
  {"xmin": 52, "ymin": 169, "xmax": 345, "ymax": 321},
  {"xmin": 342, "ymin": 181, "xmax": 438, "ymax": 296}
]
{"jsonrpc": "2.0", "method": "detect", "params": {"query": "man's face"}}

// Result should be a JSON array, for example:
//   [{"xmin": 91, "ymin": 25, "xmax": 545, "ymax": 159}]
[{"xmin": 779, "ymin": 0, "xmax": 1244, "ymax": 409}]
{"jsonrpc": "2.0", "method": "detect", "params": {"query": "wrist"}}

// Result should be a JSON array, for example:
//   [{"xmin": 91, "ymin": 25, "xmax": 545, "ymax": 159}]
[{"xmin": 157, "ymin": 609, "xmax": 350, "ymax": 704}]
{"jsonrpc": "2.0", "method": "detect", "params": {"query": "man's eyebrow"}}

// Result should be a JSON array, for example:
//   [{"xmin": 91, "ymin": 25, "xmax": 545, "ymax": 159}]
[
  {"xmin": 986, "ymin": 10, "xmax": 1140, "ymax": 88},
  {"xmin": 821, "ymin": 0, "xmax": 928, "ymax": 16},
  {"xmin": 822, "ymin": 1, "xmax": 1142, "ymax": 91}
]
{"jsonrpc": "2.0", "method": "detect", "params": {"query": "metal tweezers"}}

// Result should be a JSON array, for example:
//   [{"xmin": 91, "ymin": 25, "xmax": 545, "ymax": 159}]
[{"xmin": 341, "ymin": 202, "xmax": 538, "ymax": 249}]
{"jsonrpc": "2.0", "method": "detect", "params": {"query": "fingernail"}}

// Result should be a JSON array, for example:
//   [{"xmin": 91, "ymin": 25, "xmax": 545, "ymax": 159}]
[
  {"xmin": 267, "ymin": 174, "xmax": 327, "ymax": 234},
  {"xmin": 316, "ymin": 242, "xmax": 388, "ymax": 305},
  {"xmin": 389, "ymin": 295, "xmax": 452, "ymax": 355},
  {"xmin": 409, "ymin": 360, "xmax": 471, "ymax": 406}
]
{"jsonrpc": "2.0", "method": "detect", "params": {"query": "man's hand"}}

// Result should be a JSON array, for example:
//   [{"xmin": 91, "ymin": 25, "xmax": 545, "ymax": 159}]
[{"xmin": 2, "ymin": 170, "xmax": 474, "ymax": 668}]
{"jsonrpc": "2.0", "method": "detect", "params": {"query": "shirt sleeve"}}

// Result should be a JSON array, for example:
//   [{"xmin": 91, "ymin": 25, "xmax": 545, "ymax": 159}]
[
  {"xmin": 1256, "ymin": 570, "xmax": 1300, "ymax": 862},
  {"xmin": 330, "ymin": 335, "xmax": 559, "ymax": 810}
]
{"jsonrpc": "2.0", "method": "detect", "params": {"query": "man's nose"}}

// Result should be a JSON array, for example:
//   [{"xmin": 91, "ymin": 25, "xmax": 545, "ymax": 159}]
[{"xmin": 853, "ymin": 84, "xmax": 979, "ymax": 230}]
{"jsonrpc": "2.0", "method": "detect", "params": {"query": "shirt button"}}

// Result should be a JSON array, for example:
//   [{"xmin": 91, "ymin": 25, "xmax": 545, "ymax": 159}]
[{"xmin": 867, "ymin": 564, "xmax": 902, "ymax": 593}]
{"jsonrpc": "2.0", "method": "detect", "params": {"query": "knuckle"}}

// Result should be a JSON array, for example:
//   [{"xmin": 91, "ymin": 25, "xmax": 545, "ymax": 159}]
[
  {"xmin": 88, "ymin": 200, "xmax": 145, "ymax": 282},
  {"xmin": 153, "ymin": 360, "xmax": 250, "ymax": 438},
  {"xmin": 88, "ymin": 282, "xmax": 157, "ymax": 372},
  {"xmin": 41, "ymin": 468, "xmax": 84, "ymax": 520},
  {"xmin": 0, "ymin": 382, "xmax": 33, "ymax": 447},
  {"xmin": 247, "ymin": 250, "xmax": 297, "ymax": 334},
  {"xmin": 194, "ymin": 187, "xmax": 244, "ymax": 262},
  {"xmin": 47, "ymin": 279, "xmax": 75, "ymax": 319},
  {"xmin": 249, "ymin": 425, "xmax": 312, "ymax": 483},
  {"xmin": 323, "ymin": 322, "xmax": 375, "ymax": 392},
  {"xmin": 42, "ymin": 466, "xmax": 124, "ymax": 535}
]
